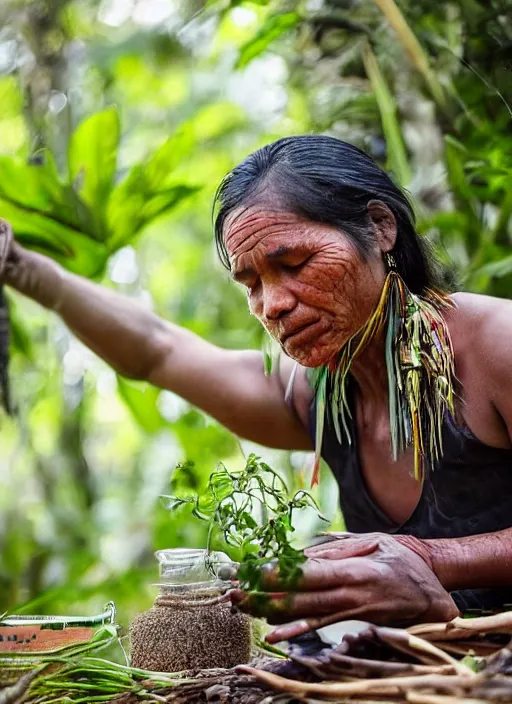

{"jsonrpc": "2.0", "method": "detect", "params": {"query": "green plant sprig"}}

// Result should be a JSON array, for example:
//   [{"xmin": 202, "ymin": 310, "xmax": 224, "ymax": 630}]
[{"xmin": 163, "ymin": 454, "xmax": 327, "ymax": 592}]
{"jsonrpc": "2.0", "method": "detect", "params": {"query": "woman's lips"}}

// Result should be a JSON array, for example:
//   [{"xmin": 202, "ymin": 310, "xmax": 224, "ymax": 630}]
[{"xmin": 281, "ymin": 319, "xmax": 322, "ymax": 345}]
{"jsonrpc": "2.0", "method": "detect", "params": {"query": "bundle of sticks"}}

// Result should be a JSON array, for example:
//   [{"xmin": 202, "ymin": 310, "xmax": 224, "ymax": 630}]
[{"xmin": 236, "ymin": 611, "xmax": 512, "ymax": 703}]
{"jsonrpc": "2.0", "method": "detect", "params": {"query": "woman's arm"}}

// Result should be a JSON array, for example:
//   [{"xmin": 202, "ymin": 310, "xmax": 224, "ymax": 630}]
[
  {"xmin": 1, "ymin": 221, "xmax": 312, "ymax": 450},
  {"xmin": 419, "ymin": 529, "xmax": 512, "ymax": 591}
]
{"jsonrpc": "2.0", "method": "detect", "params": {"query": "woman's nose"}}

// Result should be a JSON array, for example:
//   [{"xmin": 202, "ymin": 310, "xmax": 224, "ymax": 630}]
[{"xmin": 262, "ymin": 281, "xmax": 296, "ymax": 320}]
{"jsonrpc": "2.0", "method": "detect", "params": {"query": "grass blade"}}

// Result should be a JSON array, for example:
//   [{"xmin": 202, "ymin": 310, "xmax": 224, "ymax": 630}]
[
  {"xmin": 372, "ymin": 0, "xmax": 447, "ymax": 108},
  {"xmin": 362, "ymin": 43, "xmax": 412, "ymax": 187}
]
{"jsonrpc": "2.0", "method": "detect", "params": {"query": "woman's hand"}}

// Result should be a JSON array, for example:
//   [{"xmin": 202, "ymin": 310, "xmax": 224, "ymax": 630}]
[{"xmin": 229, "ymin": 533, "xmax": 459, "ymax": 643}]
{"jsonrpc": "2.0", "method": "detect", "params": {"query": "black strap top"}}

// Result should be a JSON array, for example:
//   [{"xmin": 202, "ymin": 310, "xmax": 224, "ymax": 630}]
[{"xmin": 309, "ymin": 380, "xmax": 512, "ymax": 612}]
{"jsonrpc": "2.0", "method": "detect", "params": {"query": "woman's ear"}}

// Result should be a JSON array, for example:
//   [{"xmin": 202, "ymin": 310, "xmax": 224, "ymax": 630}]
[{"xmin": 367, "ymin": 200, "xmax": 397, "ymax": 253}]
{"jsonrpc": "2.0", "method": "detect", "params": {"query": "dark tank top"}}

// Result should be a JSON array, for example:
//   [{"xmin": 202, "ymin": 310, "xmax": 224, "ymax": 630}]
[{"xmin": 309, "ymin": 379, "xmax": 512, "ymax": 612}]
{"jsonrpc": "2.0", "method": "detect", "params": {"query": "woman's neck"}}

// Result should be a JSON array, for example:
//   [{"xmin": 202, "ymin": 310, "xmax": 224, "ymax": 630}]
[{"xmin": 349, "ymin": 337, "xmax": 389, "ymax": 409}]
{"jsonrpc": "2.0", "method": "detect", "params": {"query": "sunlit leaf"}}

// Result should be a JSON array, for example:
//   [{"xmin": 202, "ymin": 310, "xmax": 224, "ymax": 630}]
[
  {"xmin": 205, "ymin": 0, "xmax": 269, "ymax": 10},
  {"xmin": 0, "ymin": 154, "xmax": 85, "ymax": 231},
  {"xmin": 143, "ymin": 126, "xmax": 196, "ymax": 191},
  {"xmin": 185, "ymin": 102, "xmax": 246, "ymax": 142},
  {"xmin": 236, "ymin": 12, "xmax": 300, "ymax": 69},
  {"xmin": 107, "ymin": 180, "xmax": 199, "ymax": 250},
  {"xmin": 0, "ymin": 197, "xmax": 108, "ymax": 277},
  {"xmin": 116, "ymin": 376, "xmax": 166, "ymax": 433},
  {"xmin": 0, "ymin": 76, "xmax": 24, "ymax": 118},
  {"xmin": 68, "ymin": 107, "xmax": 121, "ymax": 238}
]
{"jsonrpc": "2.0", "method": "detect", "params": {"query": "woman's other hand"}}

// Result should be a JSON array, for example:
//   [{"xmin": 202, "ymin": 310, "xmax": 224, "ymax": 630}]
[{"xmin": 229, "ymin": 533, "xmax": 459, "ymax": 643}]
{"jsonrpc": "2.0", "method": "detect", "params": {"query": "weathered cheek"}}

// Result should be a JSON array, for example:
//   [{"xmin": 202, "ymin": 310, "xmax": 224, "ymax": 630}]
[
  {"xmin": 298, "ymin": 255, "xmax": 356, "ymax": 304},
  {"xmin": 248, "ymin": 292, "xmax": 263, "ymax": 320}
]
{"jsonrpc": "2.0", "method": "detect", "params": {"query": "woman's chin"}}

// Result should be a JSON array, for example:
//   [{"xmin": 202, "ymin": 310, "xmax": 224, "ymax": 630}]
[{"xmin": 285, "ymin": 342, "xmax": 339, "ymax": 368}]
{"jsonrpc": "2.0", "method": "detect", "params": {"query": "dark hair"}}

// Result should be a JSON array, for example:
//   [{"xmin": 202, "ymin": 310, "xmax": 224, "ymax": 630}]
[{"xmin": 213, "ymin": 135, "xmax": 441, "ymax": 294}]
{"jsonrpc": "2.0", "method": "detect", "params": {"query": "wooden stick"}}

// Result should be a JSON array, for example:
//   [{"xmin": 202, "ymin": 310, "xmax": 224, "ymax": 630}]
[
  {"xmin": 448, "ymin": 613, "xmax": 512, "ymax": 633},
  {"xmin": 409, "ymin": 612, "xmax": 512, "ymax": 640},
  {"xmin": 236, "ymin": 666, "xmax": 478, "ymax": 699},
  {"xmin": 407, "ymin": 692, "xmax": 488, "ymax": 704},
  {"xmin": 375, "ymin": 627, "xmax": 470, "ymax": 675}
]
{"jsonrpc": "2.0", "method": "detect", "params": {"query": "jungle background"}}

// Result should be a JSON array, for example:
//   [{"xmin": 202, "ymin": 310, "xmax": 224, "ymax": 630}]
[{"xmin": 0, "ymin": 0, "xmax": 510, "ymax": 629}]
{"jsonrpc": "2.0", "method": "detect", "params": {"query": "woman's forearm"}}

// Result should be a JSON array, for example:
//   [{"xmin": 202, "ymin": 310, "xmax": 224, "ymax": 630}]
[
  {"xmin": 423, "ymin": 528, "xmax": 512, "ymax": 592},
  {"xmin": 5, "ymin": 246, "xmax": 170, "ymax": 379}
]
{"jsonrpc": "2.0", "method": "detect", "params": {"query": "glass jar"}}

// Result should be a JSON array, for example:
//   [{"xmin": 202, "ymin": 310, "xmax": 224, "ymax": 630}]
[{"xmin": 130, "ymin": 548, "xmax": 251, "ymax": 672}]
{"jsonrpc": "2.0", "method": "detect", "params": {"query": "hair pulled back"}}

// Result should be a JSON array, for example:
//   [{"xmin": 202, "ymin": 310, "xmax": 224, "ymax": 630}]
[{"xmin": 213, "ymin": 135, "xmax": 440, "ymax": 294}]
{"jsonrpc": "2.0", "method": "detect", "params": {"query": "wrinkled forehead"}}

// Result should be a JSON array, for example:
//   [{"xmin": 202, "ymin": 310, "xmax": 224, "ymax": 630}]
[{"xmin": 223, "ymin": 206, "xmax": 308, "ymax": 262}]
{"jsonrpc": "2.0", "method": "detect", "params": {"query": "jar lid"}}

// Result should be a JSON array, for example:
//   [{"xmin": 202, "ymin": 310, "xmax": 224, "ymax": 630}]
[{"xmin": 154, "ymin": 548, "xmax": 236, "ymax": 587}]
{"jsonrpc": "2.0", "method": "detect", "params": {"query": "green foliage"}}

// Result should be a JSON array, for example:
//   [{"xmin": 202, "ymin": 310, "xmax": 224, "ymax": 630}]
[
  {"xmin": 164, "ymin": 454, "xmax": 327, "ymax": 592},
  {"xmin": 236, "ymin": 11, "xmax": 301, "ymax": 68},
  {"xmin": 0, "ymin": 108, "xmax": 198, "ymax": 277},
  {"xmin": 68, "ymin": 107, "xmax": 121, "ymax": 237}
]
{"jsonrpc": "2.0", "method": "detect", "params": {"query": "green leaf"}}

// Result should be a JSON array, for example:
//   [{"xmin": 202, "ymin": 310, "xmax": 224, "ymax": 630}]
[
  {"xmin": 493, "ymin": 185, "xmax": 512, "ymax": 246},
  {"xmin": 183, "ymin": 102, "xmax": 246, "ymax": 142},
  {"xmin": 116, "ymin": 376, "xmax": 166, "ymax": 433},
  {"xmin": 68, "ymin": 107, "xmax": 121, "ymax": 238},
  {"xmin": 0, "ymin": 76, "xmax": 24, "ymax": 119},
  {"xmin": 236, "ymin": 12, "xmax": 300, "ymax": 69},
  {"xmin": 473, "ymin": 254, "xmax": 512, "ymax": 279},
  {"xmin": 362, "ymin": 44, "xmax": 412, "ymax": 187},
  {"xmin": 7, "ymin": 294, "xmax": 34, "ymax": 362},
  {"xmin": 143, "ymin": 126, "xmax": 196, "ymax": 190},
  {"xmin": 443, "ymin": 136, "xmax": 481, "ymax": 255},
  {"xmin": 0, "ymin": 197, "xmax": 108, "ymax": 277},
  {"xmin": 107, "ymin": 182, "xmax": 200, "ymax": 251},
  {"xmin": 0, "ymin": 154, "xmax": 85, "ymax": 231},
  {"xmin": 241, "ymin": 511, "xmax": 258, "ymax": 529}
]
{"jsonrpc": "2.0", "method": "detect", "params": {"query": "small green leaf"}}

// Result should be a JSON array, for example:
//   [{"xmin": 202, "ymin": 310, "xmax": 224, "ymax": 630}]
[
  {"xmin": 236, "ymin": 12, "xmax": 300, "ymax": 69},
  {"xmin": 241, "ymin": 511, "xmax": 258, "ymax": 529}
]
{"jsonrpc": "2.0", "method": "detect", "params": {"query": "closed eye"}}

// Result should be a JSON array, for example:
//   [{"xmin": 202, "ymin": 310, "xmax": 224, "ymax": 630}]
[{"xmin": 282, "ymin": 255, "xmax": 312, "ymax": 272}]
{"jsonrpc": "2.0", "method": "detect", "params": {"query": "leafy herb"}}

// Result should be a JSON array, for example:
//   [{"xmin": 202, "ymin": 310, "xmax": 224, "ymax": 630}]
[{"xmin": 163, "ymin": 454, "xmax": 327, "ymax": 592}]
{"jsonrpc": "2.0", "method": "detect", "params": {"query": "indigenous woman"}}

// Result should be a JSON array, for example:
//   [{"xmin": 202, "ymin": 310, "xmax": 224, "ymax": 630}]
[{"xmin": 2, "ymin": 136, "xmax": 512, "ymax": 642}]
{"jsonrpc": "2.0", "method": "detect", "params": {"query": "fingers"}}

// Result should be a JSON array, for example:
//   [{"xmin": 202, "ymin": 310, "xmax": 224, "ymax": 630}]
[
  {"xmin": 252, "ymin": 536, "xmax": 381, "ymax": 592},
  {"xmin": 265, "ymin": 605, "xmax": 370, "ymax": 643},
  {"xmin": 259, "ymin": 554, "xmax": 373, "ymax": 592},
  {"xmin": 305, "ymin": 540, "xmax": 379, "ymax": 561},
  {"xmin": 230, "ymin": 584, "xmax": 358, "ymax": 623}
]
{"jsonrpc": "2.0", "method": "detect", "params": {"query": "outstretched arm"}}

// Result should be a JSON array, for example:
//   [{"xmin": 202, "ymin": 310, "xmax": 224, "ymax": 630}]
[{"xmin": 2, "ymin": 221, "xmax": 313, "ymax": 450}]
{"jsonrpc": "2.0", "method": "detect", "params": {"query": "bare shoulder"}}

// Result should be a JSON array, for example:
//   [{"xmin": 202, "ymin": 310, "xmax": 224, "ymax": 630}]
[
  {"xmin": 448, "ymin": 291, "xmax": 512, "ymax": 352},
  {"xmin": 447, "ymin": 291, "xmax": 512, "ymax": 445}
]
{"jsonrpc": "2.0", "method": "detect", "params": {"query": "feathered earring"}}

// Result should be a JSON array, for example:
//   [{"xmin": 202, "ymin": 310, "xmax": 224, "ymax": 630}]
[{"xmin": 309, "ymin": 252, "xmax": 455, "ymax": 488}]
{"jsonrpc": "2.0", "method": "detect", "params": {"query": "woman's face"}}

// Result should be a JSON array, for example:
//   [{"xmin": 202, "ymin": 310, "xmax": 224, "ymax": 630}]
[{"xmin": 224, "ymin": 206, "xmax": 388, "ymax": 367}]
